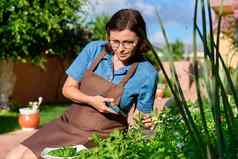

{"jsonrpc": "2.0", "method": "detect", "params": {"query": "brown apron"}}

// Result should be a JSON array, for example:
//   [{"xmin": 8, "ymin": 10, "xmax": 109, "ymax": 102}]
[{"xmin": 22, "ymin": 49, "xmax": 138, "ymax": 158}]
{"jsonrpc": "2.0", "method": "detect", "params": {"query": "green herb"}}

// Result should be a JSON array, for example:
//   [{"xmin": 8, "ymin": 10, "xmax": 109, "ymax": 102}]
[{"xmin": 48, "ymin": 147, "xmax": 81, "ymax": 157}]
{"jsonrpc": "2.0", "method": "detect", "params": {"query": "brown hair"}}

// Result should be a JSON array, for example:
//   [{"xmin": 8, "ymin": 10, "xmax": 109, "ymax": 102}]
[{"xmin": 105, "ymin": 9, "xmax": 151, "ymax": 54}]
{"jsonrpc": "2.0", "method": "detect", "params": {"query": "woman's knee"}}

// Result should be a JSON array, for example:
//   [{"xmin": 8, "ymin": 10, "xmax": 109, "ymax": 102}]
[
  {"xmin": 5, "ymin": 144, "xmax": 37, "ymax": 159},
  {"xmin": 21, "ymin": 146, "xmax": 37, "ymax": 159},
  {"xmin": 5, "ymin": 144, "xmax": 26, "ymax": 159}
]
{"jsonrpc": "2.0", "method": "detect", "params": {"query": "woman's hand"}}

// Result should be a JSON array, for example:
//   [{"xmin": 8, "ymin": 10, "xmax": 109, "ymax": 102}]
[
  {"xmin": 142, "ymin": 114, "xmax": 154, "ymax": 130},
  {"xmin": 63, "ymin": 77, "xmax": 118, "ymax": 114},
  {"xmin": 88, "ymin": 95, "xmax": 116, "ymax": 113}
]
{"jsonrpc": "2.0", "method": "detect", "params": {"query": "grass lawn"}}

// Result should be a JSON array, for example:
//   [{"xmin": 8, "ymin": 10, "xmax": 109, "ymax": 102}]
[{"xmin": 0, "ymin": 104, "xmax": 68, "ymax": 134}]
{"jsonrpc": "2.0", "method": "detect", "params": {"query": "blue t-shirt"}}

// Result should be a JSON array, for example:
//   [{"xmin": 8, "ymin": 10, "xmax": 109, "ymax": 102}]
[{"xmin": 66, "ymin": 40, "xmax": 158, "ymax": 113}]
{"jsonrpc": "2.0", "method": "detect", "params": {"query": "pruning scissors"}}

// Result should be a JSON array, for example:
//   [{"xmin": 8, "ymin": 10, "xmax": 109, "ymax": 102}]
[{"xmin": 105, "ymin": 101, "xmax": 127, "ymax": 117}]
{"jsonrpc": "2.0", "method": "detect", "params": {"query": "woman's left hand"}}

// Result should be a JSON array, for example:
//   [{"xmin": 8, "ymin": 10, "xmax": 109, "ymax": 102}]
[{"xmin": 142, "ymin": 114, "xmax": 154, "ymax": 130}]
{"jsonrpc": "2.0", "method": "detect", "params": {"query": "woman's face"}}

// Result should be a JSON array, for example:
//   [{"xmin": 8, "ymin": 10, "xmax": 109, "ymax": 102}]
[{"xmin": 108, "ymin": 29, "xmax": 139, "ymax": 64}]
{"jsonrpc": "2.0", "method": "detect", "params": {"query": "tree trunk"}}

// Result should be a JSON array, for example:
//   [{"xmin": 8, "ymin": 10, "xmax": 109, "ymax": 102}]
[{"xmin": 0, "ymin": 59, "xmax": 16, "ymax": 109}]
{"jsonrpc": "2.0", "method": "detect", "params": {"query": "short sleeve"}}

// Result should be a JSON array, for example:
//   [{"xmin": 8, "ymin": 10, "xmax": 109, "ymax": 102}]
[
  {"xmin": 65, "ymin": 41, "xmax": 100, "ymax": 81},
  {"xmin": 136, "ymin": 71, "xmax": 158, "ymax": 113}
]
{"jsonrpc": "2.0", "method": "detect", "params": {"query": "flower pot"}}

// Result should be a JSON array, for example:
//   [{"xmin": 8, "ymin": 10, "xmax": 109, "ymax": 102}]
[
  {"xmin": 211, "ymin": 0, "xmax": 233, "ymax": 14},
  {"xmin": 156, "ymin": 88, "xmax": 164, "ymax": 98},
  {"xmin": 18, "ymin": 108, "xmax": 40, "ymax": 131}
]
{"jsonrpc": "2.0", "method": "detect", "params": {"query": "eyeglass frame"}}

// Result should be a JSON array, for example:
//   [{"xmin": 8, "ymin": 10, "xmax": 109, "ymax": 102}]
[{"xmin": 108, "ymin": 39, "xmax": 139, "ymax": 50}]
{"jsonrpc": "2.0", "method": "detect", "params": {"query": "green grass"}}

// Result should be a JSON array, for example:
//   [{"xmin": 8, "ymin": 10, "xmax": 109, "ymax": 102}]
[{"xmin": 0, "ymin": 104, "xmax": 68, "ymax": 134}]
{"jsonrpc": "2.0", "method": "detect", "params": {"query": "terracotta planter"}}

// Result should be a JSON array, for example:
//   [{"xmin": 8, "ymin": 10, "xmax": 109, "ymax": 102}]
[
  {"xmin": 18, "ymin": 108, "xmax": 40, "ymax": 131},
  {"xmin": 156, "ymin": 88, "xmax": 164, "ymax": 98},
  {"xmin": 211, "ymin": 0, "xmax": 233, "ymax": 14}
]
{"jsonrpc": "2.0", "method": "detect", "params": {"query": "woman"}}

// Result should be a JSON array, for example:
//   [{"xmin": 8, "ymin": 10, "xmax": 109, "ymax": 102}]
[{"xmin": 6, "ymin": 9, "xmax": 157, "ymax": 159}]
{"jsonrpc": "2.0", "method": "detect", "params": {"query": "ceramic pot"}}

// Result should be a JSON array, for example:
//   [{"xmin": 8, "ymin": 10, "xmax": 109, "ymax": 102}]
[
  {"xmin": 156, "ymin": 88, "xmax": 164, "ymax": 98},
  {"xmin": 18, "ymin": 108, "xmax": 40, "ymax": 131}
]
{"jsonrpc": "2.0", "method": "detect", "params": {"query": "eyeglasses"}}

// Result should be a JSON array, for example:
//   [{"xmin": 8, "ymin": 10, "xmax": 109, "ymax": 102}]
[{"xmin": 109, "ymin": 40, "xmax": 138, "ymax": 50}]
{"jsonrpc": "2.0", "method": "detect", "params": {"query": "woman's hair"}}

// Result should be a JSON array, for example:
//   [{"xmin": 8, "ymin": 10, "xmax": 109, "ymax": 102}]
[{"xmin": 106, "ymin": 9, "xmax": 151, "ymax": 54}]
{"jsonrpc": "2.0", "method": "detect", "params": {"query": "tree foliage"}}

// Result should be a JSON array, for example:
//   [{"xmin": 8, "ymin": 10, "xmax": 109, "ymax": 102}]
[
  {"xmin": 160, "ymin": 39, "xmax": 185, "ymax": 60},
  {"xmin": 0, "ymin": 0, "xmax": 90, "ymax": 63},
  {"xmin": 88, "ymin": 15, "xmax": 109, "ymax": 41}
]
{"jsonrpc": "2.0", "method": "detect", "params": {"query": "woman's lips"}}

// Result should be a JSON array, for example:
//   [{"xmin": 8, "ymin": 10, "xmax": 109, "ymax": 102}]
[{"xmin": 119, "ymin": 53, "xmax": 129, "ymax": 57}]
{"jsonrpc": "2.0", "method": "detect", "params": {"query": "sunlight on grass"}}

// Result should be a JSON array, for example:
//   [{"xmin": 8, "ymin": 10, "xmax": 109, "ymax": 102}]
[{"xmin": 39, "ymin": 104, "xmax": 68, "ymax": 126}]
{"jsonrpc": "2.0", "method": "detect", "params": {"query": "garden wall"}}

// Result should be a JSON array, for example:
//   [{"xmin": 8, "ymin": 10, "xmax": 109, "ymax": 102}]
[
  {"xmin": 11, "ymin": 57, "xmax": 198, "ymax": 106},
  {"xmin": 11, "ymin": 56, "xmax": 73, "ymax": 105}
]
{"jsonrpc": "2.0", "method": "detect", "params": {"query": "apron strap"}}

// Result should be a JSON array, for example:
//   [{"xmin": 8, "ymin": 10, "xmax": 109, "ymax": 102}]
[
  {"xmin": 118, "ymin": 63, "xmax": 138, "ymax": 87},
  {"xmin": 88, "ymin": 47, "xmax": 108, "ymax": 72},
  {"xmin": 88, "ymin": 46, "xmax": 138, "ymax": 87}
]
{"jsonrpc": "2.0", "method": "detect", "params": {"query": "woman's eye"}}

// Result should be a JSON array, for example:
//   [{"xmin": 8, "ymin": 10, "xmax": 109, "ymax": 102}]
[
  {"xmin": 111, "ymin": 40, "xmax": 120, "ymax": 44},
  {"xmin": 123, "ymin": 41, "xmax": 133, "ymax": 45},
  {"xmin": 125, "ymin": 41, "xmax": 133, "ymax": 44}
]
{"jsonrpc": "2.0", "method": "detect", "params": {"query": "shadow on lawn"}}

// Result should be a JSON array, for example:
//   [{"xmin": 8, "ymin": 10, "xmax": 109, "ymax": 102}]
[{"xmin": 0, "ymin": 116, "xmax": 19, "ymax": 134}]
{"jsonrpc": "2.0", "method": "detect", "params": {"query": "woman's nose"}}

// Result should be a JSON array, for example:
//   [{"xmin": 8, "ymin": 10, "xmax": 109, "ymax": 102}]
[{"xmin": 117, "ymin": 44, "xmax": 125, "ymax": 51}]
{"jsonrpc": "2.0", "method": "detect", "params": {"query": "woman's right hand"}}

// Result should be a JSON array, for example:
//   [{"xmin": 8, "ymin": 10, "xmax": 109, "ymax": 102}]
[
  {"xmin": 63, "ymin": 77, "xmax": 117, "ymax": 113},
  {"xmin": 88, "ymin": 95, "xmax": 115, "ymax": 113}
]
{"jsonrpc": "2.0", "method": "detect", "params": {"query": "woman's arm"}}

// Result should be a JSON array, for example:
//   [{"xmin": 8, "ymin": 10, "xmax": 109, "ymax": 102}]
[
  {"xmin": 62, "ymin": 76, "xmax": 114, "ymax": 113},
  {"xmin": 62, "ymin": 76, "xmax": 93, "ymax": 104}
]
